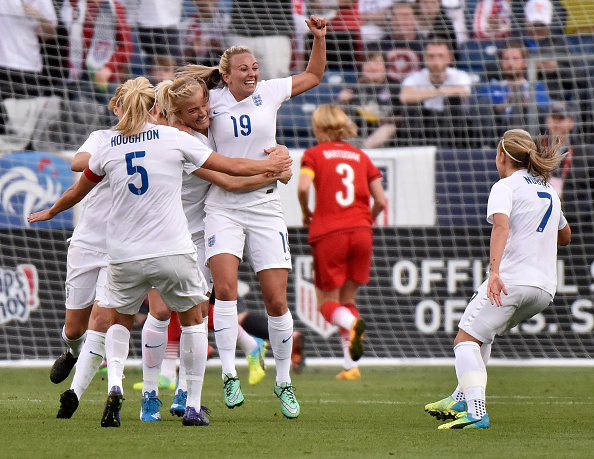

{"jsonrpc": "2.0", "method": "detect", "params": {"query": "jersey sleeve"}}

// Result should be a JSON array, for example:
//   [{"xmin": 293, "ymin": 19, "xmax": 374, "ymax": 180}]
[
  {"xmin": 87, "ymin": 147, "xmax": 105, "ymax": 177},
  {"xmin": 486, "ymin": 180, "xmax": 512, "ymax": 224},
  {"xmin": 77, "ymin": 131, "xmax": 103, "ymax": 155},
  {"xmin": 177, "ymin": 130, "xmax": 213, "ymax": 169},
  {"xmin": 558, "ymin": 210, "xmax": 568, "ymax": 230},
  {"xmin": 267, "ymin": 77, "xmax": 293, "ymax": 105},
  {"xmin": 300, "ymin": 148, "xmax": 317, "ymax": 175},
  {"xmin": 365, "ymin": 155, "xmax": 383, "ymax": 183}
]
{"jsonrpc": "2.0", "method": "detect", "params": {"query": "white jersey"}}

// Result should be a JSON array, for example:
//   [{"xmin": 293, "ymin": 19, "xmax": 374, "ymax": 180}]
[
  {"xmin": 182, "ymin": 130, "xmax": 215, "ymax": 234},
  {"xmin": 402, "ymin": 67, "xmax": 472, "ymax": 112},
  {"xmin": 487, "ymin": 169, "xmax": 567, "ymax": 296},
  {"xmin": 87, "ymin": 123, "xmax": 213, "ymax": 263},
  {"xmin": 206, "ymin": 77, "xmax": 292, "ymax": 209},
  {"xmin": 69, "ymin": 130, "xmax": 112, "ymax": 253}
]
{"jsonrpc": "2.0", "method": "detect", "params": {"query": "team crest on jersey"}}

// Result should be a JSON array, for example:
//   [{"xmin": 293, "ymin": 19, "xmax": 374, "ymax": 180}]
[
  {"xmin": 252, "ymin": 94, "xmax": 263, "ymax": 107},
  {"xmin": 208, "ymin": 235, "xmax": 215, "ymax": 247}
]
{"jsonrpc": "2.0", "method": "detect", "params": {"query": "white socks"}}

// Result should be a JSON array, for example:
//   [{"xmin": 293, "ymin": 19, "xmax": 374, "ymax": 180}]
[
  {"xmin": 340, "ymin": 329, "xmax": 357, "ymax": 370},
  {"xmin": 268, "ymin": 311, "xmax": 293, "ymax": 385},
  {"xmin": 181, "ymin": 323, "xmax": 208, "ymax": 409},
  {"xmin": 141, "ymin": 313, "xmax": 170, "ymax": 394},
  {"xmin": 454, "ymin": 341, "xmax": 487, "ymax": 418},
  {"xmin": 62, "ymin": 325, "xmax": 86, "ymax": 358},
  {"xmin": 70, "ymin": 330, "xmax": 105, "ymax": 399},
  {"xmin": 331, "ymin": 307, "xmax": 357, "ymax": 331},
  {"xmin": 237, "ymin": 325, "xmax": 258, "ymax": 356},
  {"xmin": 105, "ymin": 324, "xmax": 130, "ymax": 394},
  {"xmin": 213, "ymin": 299, "xmax": 238, "ymax": 378}
]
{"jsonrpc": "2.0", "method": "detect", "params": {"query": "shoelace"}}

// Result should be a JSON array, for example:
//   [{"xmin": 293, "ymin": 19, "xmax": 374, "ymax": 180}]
[
  {"xmin": 176, "ymin": 391, "xmax": 187, "ymax": 405},
  {"xmin": 279, "ymin": 385, "xmax": 297, "ymax": 403},
  {"xmin": 224, "ymin": 376, "xmax": 239, "ymax": 397},
  {"xmin": 144, "ymin": 392, "xmax": 163, "ymax": 411},
  {"xmin": 201, "ymin": 405, "xmax": 211, "ymax": 418}
]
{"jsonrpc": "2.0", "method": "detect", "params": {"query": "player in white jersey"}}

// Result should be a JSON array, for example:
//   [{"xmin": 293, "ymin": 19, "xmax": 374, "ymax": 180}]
[
  {"xmin": 28, "ymin": 77, "xmax": 292, "ymax": 428},
  {"xmin": 131, "ymin": 76, "xmax": 294, "ymax": 422},
  {"xmin": 175, "ymin": 14, "xmax": 327, "ymax": 419},
  {"xmin": 425, "ymin": 129, "xmax": 571, "ymax": 430}
]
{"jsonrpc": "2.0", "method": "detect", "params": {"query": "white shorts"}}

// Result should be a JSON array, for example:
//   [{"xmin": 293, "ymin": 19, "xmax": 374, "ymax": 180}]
[
  {"xmin": 65, "ymin": 244, "xmax": 109, "ymax": 310},
  {"xmin": 458, "ymin": 280, "xmax": 553, "ymax": 344},
  {"xmin": 192, "ymin": 230, "xmax": 213, "ymax": 293},
  {"xmin": 204, "ymin": 200, "xmax": 292, "ymax": 273},
  {"xmin": 100, "ymin": 253, "xmax": 209, "ymax": 315}
]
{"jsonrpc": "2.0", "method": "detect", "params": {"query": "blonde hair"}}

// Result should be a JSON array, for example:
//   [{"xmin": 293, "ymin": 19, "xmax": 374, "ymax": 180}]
[
  {"xmin": 499, "ymin": 129, "xmax": 565, "ymax": 182},
  {"xmin": 154, "ymin": 76, "xmax": 209, "ymax": 121},
  {"xmin": 108, "ymin": 77, "xmax": 155, "ymax": 137},
  {"xmin": 311, "ymin": 104, "xmax": 358, "ymax": 141},
  {"xmin": 176, "ymin": 46, "xmax": 254, "ymax": 89}
]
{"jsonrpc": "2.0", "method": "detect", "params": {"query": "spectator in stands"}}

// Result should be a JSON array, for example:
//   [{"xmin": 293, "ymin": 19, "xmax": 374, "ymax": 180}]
[
  {"xmin": 359, "ymin": 0, "xmax": 394, "ymax": 44},
  {"xmin": 227, "ymin": 0, "xmax": 294, "ymax": 79},
  {"xmin": 180, "ymin": 1, "xmax": 226, "ymax": 68},
  {"xmin": 476, "ymin": 40, "xmax": 551, "ymax": 145},
  {"xmin": 377, "ymin": 2, "xmax": 424, "ymax": 123},
  {"xmin": 336, "ymin": 47, "xmax": 397, "ymax": 148},
  {"xmin": 149, "ymin": 55, "xmax": 176, "ymax": 84},
  {"xmin": 441, "ymin": 0, "xmax": 469, "ymax": 46},
  {"xmin": 399, "ymin": 37, "xmax": 473, "ymax": 148},
  {"xmin": 60, "ymin": 0, "xmax": 132, "ymax": 99},
  {"xmin": 414, "ymin": 0, "xmax": 459, "ymax": 56},
  {"xmin": 0, "ymin": 0, "xmax": 57, "ymax": 135},
  {"xmin": 298, "ymin": 104, "xmax": 386, "ymax": 381},
  {"xmin": 472, "ymin": 0, "xmax": 512, "ymax": 40},
  {"xmin": 308, "ymin": 0, "xmax": 360, "ymax": 71}
]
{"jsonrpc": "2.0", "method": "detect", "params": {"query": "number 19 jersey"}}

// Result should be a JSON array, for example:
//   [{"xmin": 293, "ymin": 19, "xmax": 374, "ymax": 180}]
[
  {"xmin": 301, "ymin": 140, "xmax": 383, "ymax": 242},
  {"xmin": 487, "ymin": 169, "xmax": 568, "ymax": 296}
]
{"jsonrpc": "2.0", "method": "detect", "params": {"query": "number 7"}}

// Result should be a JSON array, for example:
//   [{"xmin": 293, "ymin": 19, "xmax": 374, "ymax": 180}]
[{"xmin": 536, "ymin": 191, "xmax": 552, "ymax": 232}]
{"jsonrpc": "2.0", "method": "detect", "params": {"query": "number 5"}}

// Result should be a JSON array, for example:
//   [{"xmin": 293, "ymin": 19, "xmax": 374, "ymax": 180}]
[{"xmin": 126, "ymin": 151, "xmax": 149, "ymax": 195}]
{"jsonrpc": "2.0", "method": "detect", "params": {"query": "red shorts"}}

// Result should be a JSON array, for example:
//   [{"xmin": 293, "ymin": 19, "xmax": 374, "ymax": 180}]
[{"xmin": 310, "ymin": 228, "xmax": 373, "ymax": 291}]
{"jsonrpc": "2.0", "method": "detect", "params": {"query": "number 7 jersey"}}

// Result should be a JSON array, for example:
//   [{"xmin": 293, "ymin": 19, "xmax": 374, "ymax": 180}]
[
  {"xmin": 487, "ymin": 169, "xmax": 568, "ymax": 296},
  {"xmin": 301, "ymin": 140, "xmax": 383, "ymax": 242}
]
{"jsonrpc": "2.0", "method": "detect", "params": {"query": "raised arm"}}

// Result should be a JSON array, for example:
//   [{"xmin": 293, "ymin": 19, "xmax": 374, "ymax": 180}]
[
  {"xmin": 486, "ymin": 212, "xmax": 509, "ymax": 306},
  {"xmin": 28, "ymin": 173, "xmax": 100, "ymax": 222},
  {"xmin": 291, "ymin": 15, "xmax": 327, "ymax": 98}
]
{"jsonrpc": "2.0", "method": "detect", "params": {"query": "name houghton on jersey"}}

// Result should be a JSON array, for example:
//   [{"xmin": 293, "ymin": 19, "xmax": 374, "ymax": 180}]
[{"xmin": 110, "ymin": 128, "xmax": 160, "ymax": 147}]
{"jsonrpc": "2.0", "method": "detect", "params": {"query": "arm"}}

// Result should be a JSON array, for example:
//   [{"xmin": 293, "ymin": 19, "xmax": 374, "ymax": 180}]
[
  {"xmin": 363, "ymin": 124, "xmax": 397, "ymax": 149},
  {"xmin": 400, "ymin": 85, "xmax": 469, "ymax": 105},
  {"xmin": 201, "ymin": 150, "xmax": 292, "ymax": 176},
  {"xmin": 71, "ymin": 152, "xmax": 91, "ymax": 172},
  {"xmin": 486, "ymin": 212, "xmax": 509, "ymax": 306},
  {"xmin": 291, "ymin": 15, "xmax": 327, "ymax": 98},
  {"xmin": 193, "ymin": 167, "xmax": 292, "ymax": 192},
  {"xmin": 23, "ymin": 3, "xmax": 56, "ymax": 39},
  {"xmin": 369, "ymin": 177, "xmax": 387, "ymax": 221},
  {"xmin": 558, "ymin": 224, "xmax": 571, "ymax": 246},
  {"xmin": 297, "ymin": 170, "xmax": 314, "ymax": 227},
  {"xmin": 27, "ymin": 173, "xmax": 99, "ymax": 222}
]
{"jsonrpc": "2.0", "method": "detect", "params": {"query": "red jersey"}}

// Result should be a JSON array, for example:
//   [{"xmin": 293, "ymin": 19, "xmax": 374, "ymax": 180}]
[{"xmin": 301, "ymin": 141, "xmax": 382, "ymax": 242}]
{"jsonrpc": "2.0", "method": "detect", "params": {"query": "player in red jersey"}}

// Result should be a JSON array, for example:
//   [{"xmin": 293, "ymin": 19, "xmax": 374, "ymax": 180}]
[{"xmin": 297, "ymin": 104, "xmax": 387, "ymax": 379}]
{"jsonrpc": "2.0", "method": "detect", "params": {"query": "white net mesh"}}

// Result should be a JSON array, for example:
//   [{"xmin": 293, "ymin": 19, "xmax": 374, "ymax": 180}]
[{"xmin": 1, "ymin": 0, "xmax": 593, "ymax": 361}]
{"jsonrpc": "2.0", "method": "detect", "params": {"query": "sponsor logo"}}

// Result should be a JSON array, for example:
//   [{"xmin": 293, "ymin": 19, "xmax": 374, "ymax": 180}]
[
  {"xmin": 253, "ymin": 94, "xmax": 262, "ymax": 107},
  {"xmin": 212, "ymin": 110, "xmax": 220, "ymax": 115},
  {"xmin": 0, "ymin": 264, "xmax": 39, "ymax": 325},
  {"xmin": 294, "ymin": 256, "xmax": 338, "ymax": 339},
  {"xmin": 282, "ymin": 335, "xmax": 292, "ymax": 343},
  {"xmin": 214, "ymin": 327, "xmax": 230, "ymax": 333},
  {"xmin": 0, "ymin": 152, "xmax": 74, "ymax": 229},
  {"xmin": 144, "ymin": 343, "xmax": 163, "ymax": 348}
]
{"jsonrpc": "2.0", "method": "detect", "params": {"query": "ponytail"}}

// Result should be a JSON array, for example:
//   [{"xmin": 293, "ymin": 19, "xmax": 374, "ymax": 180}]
[{"xmin": 109, "ymin": 77, "xmax": 155, "ymax": 137}]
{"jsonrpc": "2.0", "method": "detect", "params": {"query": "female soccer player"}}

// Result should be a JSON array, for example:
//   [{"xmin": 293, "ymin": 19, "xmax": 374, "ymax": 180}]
[
  {"xmin": 425, "ymin": 129, "xmax": 571, "ymax": 429},
  {"xmin": 28, "ymin": 76, "xmax": 291, "ymax": 428},
  {"xmin": 297, "ymin": 105, "xmax": 386, "ymax": 380},
  {"xmin": 175, "ymin": 14, "xmax": 327, "ymax": 418}
]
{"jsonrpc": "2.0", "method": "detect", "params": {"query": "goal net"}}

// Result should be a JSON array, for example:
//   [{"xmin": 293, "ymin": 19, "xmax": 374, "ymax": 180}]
[{"xmin": 0, "ymin": 0, "xmax": 593, "ymax": 364}]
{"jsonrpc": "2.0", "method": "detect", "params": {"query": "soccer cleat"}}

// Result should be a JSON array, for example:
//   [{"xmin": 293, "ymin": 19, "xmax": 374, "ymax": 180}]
[
  {"xmin": 101, "ymin": 386, "xmax": 124, "ymax": 427},
  {"xmin": 438, "ymin": 412, "xmax": 491, "ymax": 430},
  {"xmin": 348, "ymin": 318, "xmax": 366, "ymax": 362},
  {"xmin": 425, "ymin": 396, "xmax": 468, "ymax": 421},
  {"xmin": 140, "ymin": 390, "xmax": 163, "ymax": 421},
  {"xmin": 50, "ymin": 351, "xmax": 77, "ymax": 384},
  {"xmin": 182, "ymin": 406, "xmax": 211, "ymax": 426},
  {"xmin": 170, "ymin": 389, "xmax": 187, "ymax": 417},
  {"xmin": 291, "ymin": 331, "xmax": 305, "ymax": 373},
  {"xmin": 247, "ymin": 337, "xmax": 267, "ymax": 385},
  {"xmin": 274, "ymin": 382, "xmax": 300, "ymax": 419},
  {"xmin": 223, "ymin": 374, "xmax": 244, "ymax": 408},
  {"xmin": 132, "ymin": 375, "xmax": 177, "ymax": 391},
  {"xmin": 56, "ymin": 389, "xmax": 79, "ymax": 419},
  {"xmin": 336, "ymin": 367, "xmax": 361, "ymax": 380}
]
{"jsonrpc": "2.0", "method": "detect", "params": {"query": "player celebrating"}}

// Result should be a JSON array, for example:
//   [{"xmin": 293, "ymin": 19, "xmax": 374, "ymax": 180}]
[
  {"xmin": 175, "ymin": 14, "xmax": 327, "ymax": 418},
  {"xmin": 28, "ymin": 76, "xmax": 291, "ymax": 428},
  {"xmin": 425, "ymin": 129, "xmax": 571, "ymax": 429},
  {"xmin": 297, "ymin": 105, "xmax": 386, "ymax": 380}
]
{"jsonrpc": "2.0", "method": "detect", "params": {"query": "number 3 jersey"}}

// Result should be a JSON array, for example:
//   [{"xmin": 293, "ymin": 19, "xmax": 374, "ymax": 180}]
[
  {"xmin": 487, "ymin": 169, "xmax": 568, "ymax": 296},
  {"xmin": 86, "ymin": 123, "xmax": 213, "ymax": 263},
  {"xmin": 300, "ymin": 140, "xmax": 383, "ymax": 242}
]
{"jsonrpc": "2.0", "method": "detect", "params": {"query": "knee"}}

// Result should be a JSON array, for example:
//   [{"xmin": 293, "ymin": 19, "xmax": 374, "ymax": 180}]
[{"xmin": 64, "ymin": 322, "xmax": 87, "ymax": 339}]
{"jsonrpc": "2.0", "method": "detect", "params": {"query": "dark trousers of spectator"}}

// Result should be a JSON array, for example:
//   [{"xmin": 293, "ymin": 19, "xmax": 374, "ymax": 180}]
[
  {"xmin": 137, "ymin": 27, "xmax": 183, "ymax": 66},
  {"xmin": 398, "ymin": 97, "xmax": 474, "ymax": 149}
]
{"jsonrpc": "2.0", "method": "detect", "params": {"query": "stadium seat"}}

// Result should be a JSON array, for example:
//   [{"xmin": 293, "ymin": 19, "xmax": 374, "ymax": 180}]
[{"xmin": 457, "ymin": 39, "xmax": 502, "ymax": 81}]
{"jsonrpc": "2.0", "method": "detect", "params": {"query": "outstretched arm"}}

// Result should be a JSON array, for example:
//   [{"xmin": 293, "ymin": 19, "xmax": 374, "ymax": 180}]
[
  {"xmin": 486, "ymin": 212, "xmax": 509, "ymax": 306},
  {"xmin": 28, "ymin": 173, "xmax": 100, "ymax": 222},
  {"xmin": 291, "ymin": 15, "xmax": 327, "ymax": 98}
]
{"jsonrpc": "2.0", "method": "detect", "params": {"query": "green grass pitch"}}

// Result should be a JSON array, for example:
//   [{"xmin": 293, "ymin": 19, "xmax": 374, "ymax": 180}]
[{"xmin": 1, "ymin": 365, "xmax": 593, "ymax": 458}]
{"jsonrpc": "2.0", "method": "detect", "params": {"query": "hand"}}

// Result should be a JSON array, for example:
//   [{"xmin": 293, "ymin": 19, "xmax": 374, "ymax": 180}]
[
  {"xmin": 265, "ymin": 144, "xmax": 289, "ymax": 156},
  {"xmin": 486, "ymin": 272, "xmax": 508, "ymax": 306},
  {"xmin": 28, "ymin": 209, "xmax": 54, "ymax": 223},
  {"xmin": 266, "ymin": 149, "xmax": 292, "ymax": 173},
  {"xmin": 94, "ymin": 67, "xmax": 113, "ymax": 92},
  {"xmin": 302, "ymin": 208, "xmax": 312, "ymax": 228},
  {"xmin": 170, "ymin": 114, "xmax": 193, "ymax": 135},
  {"xmin": 277, "ymin": 167, "xmax": 293, "ymax": 184},
  {"xmin": 305, "ymin": 15, "xmax": 327, "ymax": 38}
]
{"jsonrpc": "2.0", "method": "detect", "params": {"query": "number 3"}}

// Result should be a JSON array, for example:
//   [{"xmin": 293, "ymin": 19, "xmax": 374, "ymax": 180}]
[{"xmin": 335, "ymin": 163, "xmax": 355, "ymax": 207}]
